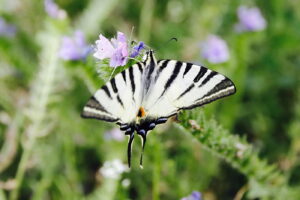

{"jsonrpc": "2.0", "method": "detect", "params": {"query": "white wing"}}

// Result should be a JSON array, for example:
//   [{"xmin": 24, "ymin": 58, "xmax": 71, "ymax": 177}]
[
  {"xmin": 142, "ymin": 60, "xmax": 236, "ymax": 118},
  {"xmin": 81, "ymin": 63, "xmax": 144, "ymax": 124}
]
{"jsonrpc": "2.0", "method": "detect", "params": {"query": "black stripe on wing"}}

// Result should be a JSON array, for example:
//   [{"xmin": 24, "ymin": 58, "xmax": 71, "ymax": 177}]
[
  {"xmin": 110, "ymin": 77, "xmax": 125, "ymax": 107},
  {"xmin": 137, "ymin": 62, "xmax": 143, "ymax": 73},
  {"xmin": 194, "ymin": 67, "xmax": 208, "ymax": 83},
  {"xmin": 160, "ymin": 61, "xmax": 182, "ymax": 97},
  {"xmin": 198, "ymin": 77, "xmax": 236, "ymax": 101},
  {"xmin": 121, "ymin": 70, "xmax": 127, "ymax": 83},
  {"xmin": 177, "ymin": 65, "xmax": 209, "ymax": 100},
  {"xmin": 177, "ymin": 84, "xmax": 195, "ymax": 100},
  {"xmin": 155, "ymin": 60, "xmax": 170, "ymax": 81},
  {"xmin": 183, "ymin": 63, "xmax": 193, "ymax": 77},
  {"xmin": 81, "ymin": 96, "xmax": 117, "ymax": 122},
  {"xmin": 110, "ymin": 78, "xmax": 118, "ymax": 93},
  {"xmin": 102, "ymin": 85, "xmax": 112, "ymax": 99},
  {"xmin": 84, "ymin": 96, "xmax": 109, "ymax": 113},
  {"xmin": 199, "ymin": 71, "xmax": 218, "ymax": 87},
  {"xmin": 129, "ymin": 66, "xmax": 136, "ymax": 100},
  {"xmin": 183, "ymin": 76, "xmax": 236, "ymax": 110}
]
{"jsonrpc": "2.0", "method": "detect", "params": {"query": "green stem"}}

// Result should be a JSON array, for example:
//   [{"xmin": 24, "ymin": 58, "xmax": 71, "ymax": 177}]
[
  {"xmin": 138, "ymin": 0, "xmax": 155, "ymax": 43},
  {"xmin": 152, "ymin": 136, "xmax": 161, "ymax": 200}
]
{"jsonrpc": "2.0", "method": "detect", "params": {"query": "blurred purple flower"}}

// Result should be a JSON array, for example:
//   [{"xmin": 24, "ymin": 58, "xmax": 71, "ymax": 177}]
[
  {"xmin": 0, "ymin": 18, "xmax": 16, "ymax": 37},
  {"xmin": 200, "ymin": 35, "xmax": 230, "ymax": 64},
  {"xmin": 130, "ymin": 41, "xmax": 145, "ymax": 57},
  {"xmin": 44, "ymin": 0, "xmax": 67, "ymax": 19},
  {"xmin": 104, "ymin": 128, "xmax": 125, "ymax": 141},
  {"xmin": 59, "ymin": 31, "xmax": 91, "ymax": 61},
  {"xmin": 181, "ymin": 191, "xmax": 202, "ymax": 200},
  {"xmin": 93, "ymin": 32, "xmax": 129, "ymax": 67},
  {"xmin": 235, "ymin": 6, "xmax": 267, "ymax": 32}
]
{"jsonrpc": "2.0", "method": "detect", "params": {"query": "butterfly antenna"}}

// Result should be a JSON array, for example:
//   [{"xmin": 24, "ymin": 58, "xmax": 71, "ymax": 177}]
[
  {"xmin": 129, "ymin": 26, "xmax": 135, "ymax": 46},
  {"xmin": 127, "ymin": 132, "xmax": 135, "ymax": 168},
  {"xmin": 153, "ymin": 37, "xmax": 178, "ymax": 52}
]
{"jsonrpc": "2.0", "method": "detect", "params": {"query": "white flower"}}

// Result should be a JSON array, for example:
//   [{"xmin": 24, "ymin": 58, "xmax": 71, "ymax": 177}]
[{"xmin": 99, "ymin": 159, "xmax": 129, "ymax": 179}]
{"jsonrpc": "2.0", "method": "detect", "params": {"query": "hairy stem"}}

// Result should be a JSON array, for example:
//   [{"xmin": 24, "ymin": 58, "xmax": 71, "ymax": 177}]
[
  {"xmin": 9, "ymin": 27, "xmax": 61, "ymax": 200},
  {"xmin": 177, "ymin": 110, "xmax": 297, "ymax": 199}
]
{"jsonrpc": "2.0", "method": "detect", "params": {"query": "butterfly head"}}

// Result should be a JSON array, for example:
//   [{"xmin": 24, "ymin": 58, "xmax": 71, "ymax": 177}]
[{"xmin": 143, "ymin": 49, "xmax": 155, "ymax": 62}]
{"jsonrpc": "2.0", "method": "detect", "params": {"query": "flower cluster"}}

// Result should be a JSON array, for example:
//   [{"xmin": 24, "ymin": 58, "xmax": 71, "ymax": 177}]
[
  {"xmin": 93, "ymin": 32, "xmax": 144, "ymax": 67},
  {"xmin": 200, "ymin": 35, "xmax": 230, "ymax": 64},
  {"xmin": 181, "ymin": 191, "xmax": 202, "ymax": 200},
  {"xmin": 235, "ymin": 6, "xmax": 267, "ymax": 32},
  {"xmin": 44, "ymin": 0, "xmax": 67, "ymax": 19},
  {"xmin": 59, "ymin": 30, "xmax": 91, "ymax": 61},
  {"xmin": 0, "ymin": 17, "xmax": 16, "ymax": 37},
  {"xmin": 99, "ymin": 159, "xmax": 129, "ymax": 179}
]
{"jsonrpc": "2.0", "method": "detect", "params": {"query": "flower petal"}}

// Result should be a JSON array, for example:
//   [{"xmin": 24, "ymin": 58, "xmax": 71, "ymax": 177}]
[
  {"xmin": 117, "ymin": 32, "xmax": 127, "ymax": 43},
  {"xmin": 59, "ymin": 30, "xmax": 90, "ymax": 61},
  {"xmin": 109, "ymin": 48, "xmax": 128, "ymax": 67},
  {"xmin": 93, "ymin": 34, "xmax": 115, "ymax": 60},
  {"xmin": 130, "ymin": 41, "xmax": 145, "ymax": 57},
  {"xmin": 236, "ymin": 6, "xmax": 267, "ymax": 32},
  {"xmin": 200, "ymin": 35, "xmax": 230, "ymax": 64}
]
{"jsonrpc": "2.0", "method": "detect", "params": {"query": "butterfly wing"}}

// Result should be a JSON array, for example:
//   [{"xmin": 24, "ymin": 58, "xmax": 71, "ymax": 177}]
[
  {"xmin": 142, "ymin": 60, "xmax": 236, "ymax": 119},
  {"xmin": 81, "ymin": 63, "xmax": 144, "ymax": 125}
]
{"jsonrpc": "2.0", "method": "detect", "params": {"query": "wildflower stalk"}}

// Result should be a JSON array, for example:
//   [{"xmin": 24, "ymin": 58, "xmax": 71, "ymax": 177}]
[
  {"xmin": 177, "ymin": 109, "xmax": 295, "ymax": 199},
  {"xmin": 9, "ymin": 26, "xmax": 61, "ymax": 200}
]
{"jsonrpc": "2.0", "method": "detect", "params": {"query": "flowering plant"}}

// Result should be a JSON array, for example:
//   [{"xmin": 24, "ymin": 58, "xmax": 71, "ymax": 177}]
[{"xmin": 94, "ymin": 32, "xmax": 145, "ymax": 68}]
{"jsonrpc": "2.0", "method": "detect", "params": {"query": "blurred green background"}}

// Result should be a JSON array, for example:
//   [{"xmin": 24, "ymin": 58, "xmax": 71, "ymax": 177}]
[{"xmin": 1, "ymin": 0, "xmax": 300, "ymax": 199}]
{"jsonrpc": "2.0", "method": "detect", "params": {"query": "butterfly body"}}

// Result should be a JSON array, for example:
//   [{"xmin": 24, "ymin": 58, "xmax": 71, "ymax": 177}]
[{"xmin": 82, "ymin": 50, "xmax": 236, "ymax": 167}]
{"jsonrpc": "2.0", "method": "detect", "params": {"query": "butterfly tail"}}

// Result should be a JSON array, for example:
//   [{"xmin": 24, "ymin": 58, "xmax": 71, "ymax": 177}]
[
  {"xmin": 137, "ymin": 130, "xmax": 147, "ymax": 168},
  {"xmin": 127, "ymin": 132, "xmax": 135, "ymax": 168}
]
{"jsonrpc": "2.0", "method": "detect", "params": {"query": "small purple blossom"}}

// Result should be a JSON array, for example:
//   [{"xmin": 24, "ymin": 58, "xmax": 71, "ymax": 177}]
[
  {"xmin": 0, "ymin": 18, "xmax": 16, "ymax": 37},
  {"xmin": 181, "ymin": 191, "xmax": 202, "ymax": 200},
  {"xmin": 104, "ymin": 128, "xmax": 125, "ymax": 141},
  {"xmin": 130, "ymin": 41, "xmax": 145, "ymax": 58},
  {"xmin": 44, "ymin": 0, "xmax": 67, "ymax": 19},
  {"xmin": 93, "ymin": 32, "xmax": 129, "ymax": 67},
  {"xmin": 235, "ymin": 6, "xmax": 267, "ymax": 32},
  {"xmin": 59, "ymin": 31, "xmax": 91, "ymax": 61},
  {"xmin": 200, "ymin": 35, "xmax": 230, "ymax": 64}
]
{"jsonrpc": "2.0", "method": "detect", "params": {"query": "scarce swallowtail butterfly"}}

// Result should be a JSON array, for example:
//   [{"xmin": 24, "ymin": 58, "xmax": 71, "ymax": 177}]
[{"xmin": 81, "ymin": 50, "xmax": 236, "ymax": 167}]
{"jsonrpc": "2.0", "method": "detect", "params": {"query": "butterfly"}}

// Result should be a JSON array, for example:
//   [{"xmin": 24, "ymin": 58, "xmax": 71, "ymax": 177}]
[{"xmin": 81, "ymin": 50, "xmax": 236, "ymax": 167}]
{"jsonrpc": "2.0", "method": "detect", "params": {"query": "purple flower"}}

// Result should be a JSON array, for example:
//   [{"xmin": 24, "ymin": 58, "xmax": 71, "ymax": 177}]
[
  {"xmin": 44, "ymin": 0, "xmax": 67, "ymax": 19},
  {"xmin": 235, "ymin": 6, "xmax": 267, "ymax": 32},
  {"xmin": 0, "ymin": 18, "xmax": 16, "ymax": 37},
  {"xmin": 59, "ymin": 31, "xmax": 91, "ymax": 61},
  {"xmin": 181, "ymin": 191, "xmax": 202, "ymax": 200},
  {"xmin": 200, "ymin": 35, "xmax": 230, "ymax": 64},
  {"xmin": 104, "ymin": 128, "xmax": 125, "ymax": 141},
  {"xmin": 93, "ymin": 32, "xmax": 129, "ymax": 67},
  {"xmin": 130, "ymin": 41, "xmax": 145, "ymax": 58}
]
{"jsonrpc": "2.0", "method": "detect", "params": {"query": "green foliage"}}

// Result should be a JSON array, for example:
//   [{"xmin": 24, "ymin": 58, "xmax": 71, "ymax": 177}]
[{"xmin": 1, "ymin": 0, "xmax": 300, "ymax": 200}]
